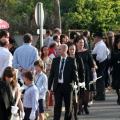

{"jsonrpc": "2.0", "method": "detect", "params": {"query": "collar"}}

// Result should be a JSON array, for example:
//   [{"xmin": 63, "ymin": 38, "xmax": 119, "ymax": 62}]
[
  {"xmin": 23, "ymin": 43, "xmax": 31, "ymax": 46},
  {"xmin": 60, "ymin": 55, "xmax": 68, "ymax": 61},
  {"xmin": 95, "ymin": 40, "xmax": 103, "ymax": 46},
  {"xmin": 36, "ymin": 71, "xmax": 42, "ymax": 76}
]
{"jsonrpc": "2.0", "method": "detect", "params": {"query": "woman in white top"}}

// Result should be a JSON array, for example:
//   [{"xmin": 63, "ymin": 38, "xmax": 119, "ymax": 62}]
[{"xmin": 2, "ymin": 66, "xmax": 24, "ymax": 119}]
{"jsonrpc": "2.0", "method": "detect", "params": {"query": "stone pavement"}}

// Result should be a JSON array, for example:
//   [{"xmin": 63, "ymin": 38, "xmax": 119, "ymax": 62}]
[{"xmin": 45, "ymin": 91, "xmax": 120, "ymax": 120}]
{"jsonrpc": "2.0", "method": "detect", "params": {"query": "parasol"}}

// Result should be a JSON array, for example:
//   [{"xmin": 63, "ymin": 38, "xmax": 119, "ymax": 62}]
[{"xmin": 0, "ymin": 19, "xmax": 9, "ymax": 29}]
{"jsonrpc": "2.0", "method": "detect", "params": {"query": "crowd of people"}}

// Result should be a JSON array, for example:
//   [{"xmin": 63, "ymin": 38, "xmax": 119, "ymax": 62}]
[{"xmin": 0, "ymin": 28, "xmax": 120, "ymax": 120}]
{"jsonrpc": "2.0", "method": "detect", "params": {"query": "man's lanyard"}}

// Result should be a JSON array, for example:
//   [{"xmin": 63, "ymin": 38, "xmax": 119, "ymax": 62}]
[
  {"xmin": 35, "ymin": 74, "xmax": 41, "ymax": 85},
  {"xmin": 25, "ymin": 85, "xmax": 34, "ymax": 92}
]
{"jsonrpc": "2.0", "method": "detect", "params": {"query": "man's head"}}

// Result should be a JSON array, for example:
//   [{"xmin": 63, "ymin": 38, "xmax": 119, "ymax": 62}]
[
  {"xmin": 58, "ymin": 44, "xmax": 68, "ymax": 56},
  {"xmin": 24, "ymin": 71, "xmax": 34, "ymax": 85},
  {"xmin": 0, "ymin": 30, "xmax": 9, "ymax": 39},
  {"xmin": 54, "ymin": 28, "xmax": 61, "ymax": 36},
  {"xmin": 93, "ymin": 32, "xmax": 103, "ymax": 43},
  {"xmin": 23, "ymin": 33, "xmax": 33, "ymax": 43},
  {"xmin": 0, "ymin": 38, "xmax": 9, "ymax": 47},
  {"xmin": 60, "ymin": 34, "xmax": 67, "ymax": 44},
  {"xmin": 83, "ymin": 31, "xmax": 90, "ymax": 38},
  {"xmin": 53, "ymin": 35, "xmax": 60, "ymax": 43}
]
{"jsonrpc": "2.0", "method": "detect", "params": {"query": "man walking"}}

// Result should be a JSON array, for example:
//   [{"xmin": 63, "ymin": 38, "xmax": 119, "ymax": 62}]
[
  {"xmin": 48, "ymin": 44, "xmax": 79, "ymax": 120},
  {"xmin": 92, "ymin": 32, "xmax": 109, "ymax": 100}
]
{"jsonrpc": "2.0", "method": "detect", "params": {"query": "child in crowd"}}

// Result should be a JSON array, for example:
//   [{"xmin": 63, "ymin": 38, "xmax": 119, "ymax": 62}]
[
  {"xmin": 23, "ymin": 71, "xmax": 39, "ymax": 120},
  {"xmin": 34, "ymin": 60, "xmax": 48, "ymax": 120}
]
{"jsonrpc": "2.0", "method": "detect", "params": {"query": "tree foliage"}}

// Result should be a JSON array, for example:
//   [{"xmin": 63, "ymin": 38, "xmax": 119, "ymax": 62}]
[{"xmin": 0, "ymin": 0, "xmax": 120, "ymax": 34}]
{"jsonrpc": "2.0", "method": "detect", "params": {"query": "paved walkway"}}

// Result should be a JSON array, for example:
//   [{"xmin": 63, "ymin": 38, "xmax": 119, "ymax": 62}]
[{"xmin": 45, "ymin": 91, "xmax": 120, "ymax": 120}]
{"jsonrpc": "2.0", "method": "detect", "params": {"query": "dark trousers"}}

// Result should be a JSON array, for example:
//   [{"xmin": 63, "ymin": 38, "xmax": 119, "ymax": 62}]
[
  {"xmin": 96, "ymin": 60, "xmax": 107, "ymax": 93},
  {"xmin": 23, "ymin": 108, "xmax": 39, "ymax": 120},
  {"xmin": 54, "ymin": 83, "xmax": 72, "ymax": 120}
]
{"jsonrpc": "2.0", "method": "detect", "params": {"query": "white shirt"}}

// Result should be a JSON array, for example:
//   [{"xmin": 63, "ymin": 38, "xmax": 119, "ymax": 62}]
[
  {"xmin": 23, "ymin": 84, "xmax": 39, "ymax": 112},
  {"xmin": 92, "ymin": 40, "xmax": 110, "ymax": 63},
  {"xmin": 34, "ymin": 71, "xmax": 48, "ymax": 100},
  {"xmin": 0, "ymin": 47, "xmax": 13, "ymax": 77},
  {"xmin": 58, "ymin": 56, "xmax": 67, "ymax": 83}
]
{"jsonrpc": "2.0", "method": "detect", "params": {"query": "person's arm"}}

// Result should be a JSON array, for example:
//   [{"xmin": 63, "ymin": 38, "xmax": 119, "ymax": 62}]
[
  {"xmin": 1, "ymin": 53, "xmax": 13, "ymax": 76},
  {"xmin": 78, "ymin": 57, "xmax": 85, "ymax": 83},
  {"xmin": 15, "ymin": 86, "xmax": 24, "ymax": 112},
  {"xmin": 28, "ymin": 49, "xmax": 39, "ymax": 69},
  {"xmin": 37, "ymin": 75, "xmax": 48, "ymax": 95},
  {"xmin": 12, "ymin": 50, "xmax": 21, "ymax": 68},
  {"xmin": 48, "ymin": 59, "xmax": 55, "ymax": 90}
]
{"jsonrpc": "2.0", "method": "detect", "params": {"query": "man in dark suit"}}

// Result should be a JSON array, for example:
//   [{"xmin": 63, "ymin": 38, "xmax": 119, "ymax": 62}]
[{"xmin": 48, "ymin": 44, "xmax": 79, "ymax": 120}]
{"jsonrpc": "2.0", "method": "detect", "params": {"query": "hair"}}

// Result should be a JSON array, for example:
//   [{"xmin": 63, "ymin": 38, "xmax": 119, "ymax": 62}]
[
  {"xmin": 54, "ymin": 28, "xmax": 61, "ymax": 34},
  {"xmin": 23, "ymin": 33, "xmax": 33, "ymax": 43},
  {"xmin": 107, "ymin": 36, "xmax": 114, "ymax": 48},
  {"xmin": 46, "ymin": 29, "xmax": 52, "ymax": 36},
  {"xmin": 49, "ymin": 42, "xmax": 57, "ymax": 48},
  {"xmin": 53, "ymin": 35, "xmax": 59, "ymax": 41},
  {"xmin": 41, "ymin": 46, "xmax": 48, "ymax": 59},
  {"xmin": 60, "ymin": 34, "xmax": 66, "ymax": 44},
  {"xmin": 74, "ymin": 35, "xmax": 86, "ymax": 48},
  {"xmin": 83, "ymin": 30, "xmax": 90, "ymax": 37},
  {"xmin": 0, "ymin": 30, "xmax": 8, "ymax": 39},
  {"xmin": 9, "ymin": 37, "xmax": 15, "ymax": 44},
  {"xmin": 70, "ymin": 32, "xmax": 77, "ymax": 39},
  {"xmin": 0, "ymin": 38, "xmax": 9, "ymax": 47},
  {"xmin": 60, "ymin": 44, "xmax": 68, "ymax": 51},
  {"xmin": 2, "ymin": 66, "xmax": 17, "ymax": 90},
  {"xmin": 34, "ymin": 60, "xmax": 44, "ymax": 70},
  {"xmin": 24, "ymin": 71, "xmax": 34, "ymax": 81},
  {"xmin": 68, "ymin": 44, "xmax": 76, "ymax": 55}
]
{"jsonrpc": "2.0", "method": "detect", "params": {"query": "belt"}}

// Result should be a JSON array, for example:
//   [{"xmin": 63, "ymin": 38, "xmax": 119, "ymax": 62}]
[{"xmin": 24, "ymin": 107, "xmax": 32, "ymax": 110}]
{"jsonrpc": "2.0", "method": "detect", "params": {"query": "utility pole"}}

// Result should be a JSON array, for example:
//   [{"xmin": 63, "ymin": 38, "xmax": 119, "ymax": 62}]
[{"xmin": 54, "ymin": 0, "xmax": 61, "ymax": 29}]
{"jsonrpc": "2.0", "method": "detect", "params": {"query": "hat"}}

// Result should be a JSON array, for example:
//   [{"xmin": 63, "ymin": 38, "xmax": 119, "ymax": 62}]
[{"xmin": 93, "ymin": 32, "xmax": 103, "ymax": 38}]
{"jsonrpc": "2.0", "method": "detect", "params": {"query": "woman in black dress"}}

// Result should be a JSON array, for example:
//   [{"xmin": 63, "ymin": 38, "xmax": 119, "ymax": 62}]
[
  {"xmin": 109, "ymin": 38, "xmax": 120, "ymax": 105},
  {"xmin": 68, "ymin": 44, "xmax": 85, "ymax": 120},
  {"xmin": 75, "ymin": 35, "xmax": 97, "ymax": 115}
]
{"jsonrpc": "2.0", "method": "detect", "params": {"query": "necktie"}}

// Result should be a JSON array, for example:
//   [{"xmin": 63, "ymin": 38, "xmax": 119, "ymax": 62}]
[{"xmin": 59, "ymin": 58, "xmax": 65, "ymax": 79}]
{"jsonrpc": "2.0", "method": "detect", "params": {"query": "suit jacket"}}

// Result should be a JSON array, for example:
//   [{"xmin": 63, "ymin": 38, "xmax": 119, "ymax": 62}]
[
  {"xmin": 0, "ymin": 80, "xmax": 15, "ymax": 120},
  {"xmin": 48, "ymin": 56, "xmax": 79, "ymax": 92}
]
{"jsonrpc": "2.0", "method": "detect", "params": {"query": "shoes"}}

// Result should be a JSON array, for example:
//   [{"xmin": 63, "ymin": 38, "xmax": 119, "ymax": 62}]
[
  {"xmin": 83, "ymin": 107, "xmax": 89, "ymax": 114},
  {"xmin": 93, "ymin": 93, "xmax": 99, "ymax": 100},
  {"xmin": 77, "ymin": 108, "xmax": 83, "ymax": 115},
  {"xmin": 94, "ymin": 95, "xmax": 105, "ymax": 101},
  {"xmin": 117, "ymin": 98, "xmax": 120, "ymax": 105},
  {"xmin": 88, "ymin": 100, "xmax": 93, "ymax": 107},
  {"xmin": 74, "ymin": 113, "xmax": 78, "ymax": 120}
]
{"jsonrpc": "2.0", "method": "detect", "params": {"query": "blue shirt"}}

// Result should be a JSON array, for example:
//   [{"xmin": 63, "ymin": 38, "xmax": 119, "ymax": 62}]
[
  {"xmin": 23, "ymin": 84, "xmax": 39, "ymax": 112},
  {"xmin": 34, "ymin": 71, "xmax": 48, "ymax": 100},
  {"xmin": 13, "ymin": 43, "xmax": 39, "ymax": 80}
]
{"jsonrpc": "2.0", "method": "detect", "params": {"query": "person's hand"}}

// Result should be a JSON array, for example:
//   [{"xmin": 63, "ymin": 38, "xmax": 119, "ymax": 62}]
[
  {"xmin": 81, "ymin": 82, "xmax": 85, "ymax": 88},
  {"xmin": 93, "ymin": 72, "xmax": 97, "ymax": 82},
  {"xmin": 108, "ymin": 69, "xmax": 111, "ymax": 75},
  {"xmin": 29, "ymin": 111, "xmax": 36, "ymax": 120},
  {"xmin": 20, "ymin": 112, "xmax": 25, "ymax": 119},
  {"xmin": 11, "ymin": 106, "xmax": 19, "ymax": 114}
]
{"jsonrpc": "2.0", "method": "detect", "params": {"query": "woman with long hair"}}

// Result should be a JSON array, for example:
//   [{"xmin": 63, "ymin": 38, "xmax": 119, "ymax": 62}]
[
  {"xmin": 41, "ymin": 46, "xmax": 52, "ymax": 109},
  {"xmin": 2, "ymin": 66, "xmax": 24, "ymax": 119},
  {"xmin": 75, "ymin": 35, "xmax": 97, "ymax": 115},
  {"xmin": 68, "ymin": 44, "xmax": 85, "ymax": 120}
]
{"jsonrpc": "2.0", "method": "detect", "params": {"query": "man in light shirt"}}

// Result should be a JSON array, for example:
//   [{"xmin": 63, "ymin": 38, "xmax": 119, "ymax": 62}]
[
  {"xmin": 13, "ymin": 33, "xmax": 39, "ymax": 82},
  {"xmin": 0, "ymin": 38, "xmax": 13, "ymax": 78},
  {"xmin": 92, "ymin": 32, "xmax": 110, "ymax": 101}
]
